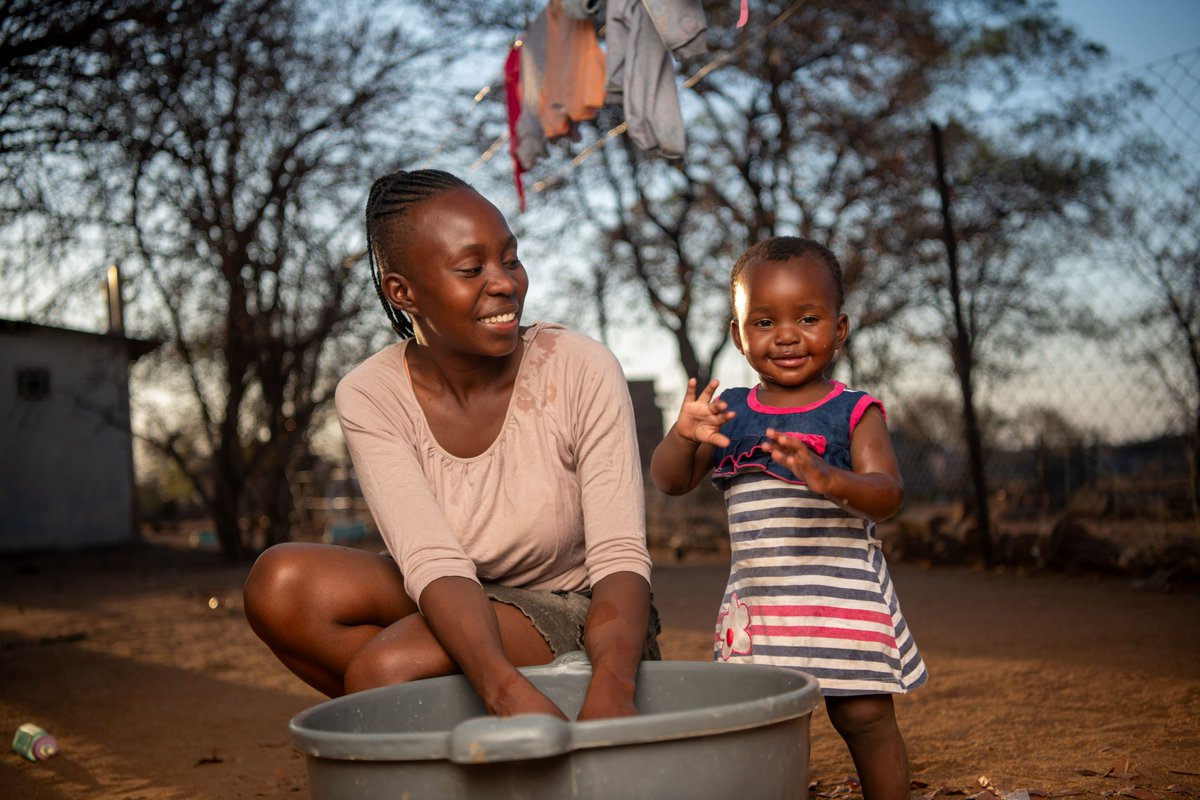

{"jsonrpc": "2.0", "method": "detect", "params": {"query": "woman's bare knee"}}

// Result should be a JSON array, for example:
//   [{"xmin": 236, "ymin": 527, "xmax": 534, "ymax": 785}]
[
  {"xmin": 245, "ymin": 543, "xmax": 413, "ymax": 636},
  {"xmin": 243, "ymin": 543, "xmax": 311, "ymax": 635}
]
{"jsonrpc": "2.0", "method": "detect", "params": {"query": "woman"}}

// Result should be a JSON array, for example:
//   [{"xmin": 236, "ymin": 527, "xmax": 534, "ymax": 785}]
[{"xmin": 244, "ymin": 170, "xmax": 658, "ymax": 721}]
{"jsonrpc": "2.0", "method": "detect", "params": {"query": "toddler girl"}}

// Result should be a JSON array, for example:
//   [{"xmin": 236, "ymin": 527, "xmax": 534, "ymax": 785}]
[{"xmin": 651, "ymin": 236, "xmax": 927, "ymax": 800}]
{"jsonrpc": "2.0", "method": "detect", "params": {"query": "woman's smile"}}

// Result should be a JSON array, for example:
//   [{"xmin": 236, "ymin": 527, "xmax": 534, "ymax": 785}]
[{"xmin": 479, "ymin": 309, "xmax": 519, "ymax": 328}]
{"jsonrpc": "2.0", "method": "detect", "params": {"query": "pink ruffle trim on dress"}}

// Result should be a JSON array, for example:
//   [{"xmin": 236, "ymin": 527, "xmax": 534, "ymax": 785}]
[{"xmin": 711, "ymin": 432, "xmax": 827, "ymax": 485}]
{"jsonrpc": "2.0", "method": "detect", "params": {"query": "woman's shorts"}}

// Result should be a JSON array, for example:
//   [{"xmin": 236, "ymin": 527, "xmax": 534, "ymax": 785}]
[{"xmin": 483, "ymin": 581, "xmax": 662, "ymax": 661}]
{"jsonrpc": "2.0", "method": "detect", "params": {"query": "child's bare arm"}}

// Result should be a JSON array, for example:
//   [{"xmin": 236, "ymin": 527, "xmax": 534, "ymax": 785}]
[
  {"xmin": 651, "ymin": 378, "xmax": 734, "ymax": 495},
  {"xmin": 763, "ymin": 407, "xmax": 904, "ymax": 521}
]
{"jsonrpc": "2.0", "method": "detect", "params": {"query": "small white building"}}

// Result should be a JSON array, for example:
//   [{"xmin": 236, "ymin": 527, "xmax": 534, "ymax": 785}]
[{"xmin": 1, "ymin": 318, "xmax": 157, "ymax": 552}]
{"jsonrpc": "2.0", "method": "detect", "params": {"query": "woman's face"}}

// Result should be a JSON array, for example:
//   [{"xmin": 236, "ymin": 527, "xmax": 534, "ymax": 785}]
[{"xmin": 382, "ymin": 187, "xmax": 528, "ymax": 358}]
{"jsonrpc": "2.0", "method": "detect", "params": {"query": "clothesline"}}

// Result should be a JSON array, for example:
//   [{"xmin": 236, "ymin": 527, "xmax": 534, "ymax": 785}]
[
  {"xmin": 458, "ymin": 0, "xmax": 809, "ymax": 193},
  {"xmin": 417, "ymin": 73, "xmax": 508, "ymax": 171},
  {"xmin": 532, "ymin": 0, "xmax": 807, "ymax": 192}
]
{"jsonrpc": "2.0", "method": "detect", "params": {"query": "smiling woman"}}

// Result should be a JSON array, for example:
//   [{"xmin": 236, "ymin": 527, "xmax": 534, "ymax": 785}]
[{"xmin": 242, "ymin": 170, "xmax": 660, "ymax": 721}]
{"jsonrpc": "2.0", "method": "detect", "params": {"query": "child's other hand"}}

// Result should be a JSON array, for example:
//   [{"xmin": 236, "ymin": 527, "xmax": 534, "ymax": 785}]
[
  {"xmin": 674, "ymin": 378, "xmax": 735, "ymax": 448},
  {"xmin": 763, "ymin": 427, "xmax": 834, "ymax": 493}
]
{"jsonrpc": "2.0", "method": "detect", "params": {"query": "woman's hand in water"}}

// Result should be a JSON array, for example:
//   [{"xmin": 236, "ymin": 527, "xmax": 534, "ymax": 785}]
[
  {"xmin": 483, "ymin": 669, "xmax": 569, "ymax": 720},
  {"xmin": 577, "ymin": 665, "xmax": 638, "ymax": 720},
  {"xmin": 417, "ymin": 577, "xmax": 567, "ymax": 720},
  {"xmin": 763, "ymin": 427, "xmax": 835, "ymax": 493},
  {"xmin": 577, "ymin": 572, "xmax": 648, "ymax": 721},
  {"xmin": 673, "ymin": 378, "xmax": 735, "ymax": 448}
]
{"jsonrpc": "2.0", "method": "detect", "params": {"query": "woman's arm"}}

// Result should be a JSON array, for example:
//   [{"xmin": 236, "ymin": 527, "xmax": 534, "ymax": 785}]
[
  {"xmin": 763, "ymin": 406, "xmax": 904, "ymax": 521},
  {"xmin": 419, "ymin": 576, "xmax": 567, "ymax": 719},
  {"xmin": 337, "ymin": 374, "xmax": 480, "ymax": 599},
  {"xmin": 565, "ymin": 336, "xmax": 660, "ymax": 718},
  {"xmin": 577, "ymin": 571, "xmax": 651, "ymax": 720}
]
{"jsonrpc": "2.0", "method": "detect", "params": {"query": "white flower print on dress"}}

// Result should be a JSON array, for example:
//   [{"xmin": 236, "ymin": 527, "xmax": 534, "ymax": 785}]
[{"xmin": 717, "ymin": 592, "xmax": 752, "ymax": 660}]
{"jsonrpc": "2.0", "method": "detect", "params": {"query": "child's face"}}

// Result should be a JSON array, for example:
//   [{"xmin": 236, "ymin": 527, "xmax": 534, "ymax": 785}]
[{"xmin": 730, "ymin": 256, "xmax": 848, "ymax": 401}]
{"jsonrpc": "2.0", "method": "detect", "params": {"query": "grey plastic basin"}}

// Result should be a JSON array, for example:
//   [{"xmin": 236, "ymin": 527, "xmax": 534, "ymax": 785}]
[{"xmin": 290, "ymin": 653, "xmax": 820, "ymax": 800}]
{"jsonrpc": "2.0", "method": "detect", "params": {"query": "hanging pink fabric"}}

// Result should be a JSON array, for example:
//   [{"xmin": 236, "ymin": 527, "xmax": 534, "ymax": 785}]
[
  {"xmin": 503, "ymin": 43, "xmax": 527, "ymax": 212},
  {"xmin": 737, "ymin": 0, "xmax": 748, "ymax": 27}
]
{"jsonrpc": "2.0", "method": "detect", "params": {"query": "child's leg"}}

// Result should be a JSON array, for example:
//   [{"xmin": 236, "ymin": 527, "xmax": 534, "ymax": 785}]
[{"xmin": 824, "ymin": 693, "xmax": 910, "ymax": 800}]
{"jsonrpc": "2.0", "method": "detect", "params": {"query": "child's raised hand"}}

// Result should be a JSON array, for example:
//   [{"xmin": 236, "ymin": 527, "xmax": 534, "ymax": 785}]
[
  {"xmin": 674, "ymin": 378, "xmax": 735, "ymax": 448},
  {"xmin": 763, "ymin": 427, "xmax": 835, "ymax": 494}
]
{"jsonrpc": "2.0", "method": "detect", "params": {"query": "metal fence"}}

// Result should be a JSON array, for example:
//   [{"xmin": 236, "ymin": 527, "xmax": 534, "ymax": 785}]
[
  {"xmin": 649, "ymin": 49, "xmax": 1200, "ymax": 577},
  {"xmin": 885, "ymin": 50, "xmax": 1198, "ymax": 574}
]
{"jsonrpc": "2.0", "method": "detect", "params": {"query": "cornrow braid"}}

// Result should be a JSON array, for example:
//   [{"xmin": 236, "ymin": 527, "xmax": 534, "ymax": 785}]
[
  {"xmin": 365, "ymin": 169, "xmax": 472, "ymax": 338},
  {"xmin": 729, "ymin": 236, "xmax": 845, "ymax": 312}
]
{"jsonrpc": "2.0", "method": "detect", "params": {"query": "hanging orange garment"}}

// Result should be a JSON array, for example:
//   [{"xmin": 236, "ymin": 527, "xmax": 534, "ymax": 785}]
[{"xmin": 537, "ymin": 0, "xmax": 607, "ymax": 141}]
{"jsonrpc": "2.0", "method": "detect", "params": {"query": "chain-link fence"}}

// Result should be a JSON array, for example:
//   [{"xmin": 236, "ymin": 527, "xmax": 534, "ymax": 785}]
[
  {"xmin": 883, "ymin": 50, "xmax": 1199, "ymax": 576},
  {"xmin": 648, "ymin": 49, "xmax": 1200, "ymax": 579}
]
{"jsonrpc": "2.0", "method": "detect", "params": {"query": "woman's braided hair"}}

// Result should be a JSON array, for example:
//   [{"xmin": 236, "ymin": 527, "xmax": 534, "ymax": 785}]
[{"xmin": 365, "ymin": 169, "xmax": 472, "ymax": 338}]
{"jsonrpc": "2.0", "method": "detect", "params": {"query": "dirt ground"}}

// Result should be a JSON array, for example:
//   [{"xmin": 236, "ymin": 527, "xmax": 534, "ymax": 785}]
[{"xmin": 2, "ymin": 533, "xmax": 1198, "ymax": 800}]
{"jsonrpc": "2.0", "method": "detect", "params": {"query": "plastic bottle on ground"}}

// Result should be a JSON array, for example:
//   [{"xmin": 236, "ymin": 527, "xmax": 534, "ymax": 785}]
[{"xmin": 12, "ymin": 723, "xmax": 58, "ymax": 761}]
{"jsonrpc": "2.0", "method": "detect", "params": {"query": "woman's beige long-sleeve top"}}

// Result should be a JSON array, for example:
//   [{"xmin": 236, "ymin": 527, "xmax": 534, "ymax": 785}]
[{"xmin": 335, "ymin": 323, "xmax": 652, "ymax": 607}]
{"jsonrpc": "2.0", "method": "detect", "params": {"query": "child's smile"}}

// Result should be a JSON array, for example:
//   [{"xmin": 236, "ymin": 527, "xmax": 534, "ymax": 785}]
[{"xmin": 769, "ymin": 352, "xmax": 811, "ymax": 368}]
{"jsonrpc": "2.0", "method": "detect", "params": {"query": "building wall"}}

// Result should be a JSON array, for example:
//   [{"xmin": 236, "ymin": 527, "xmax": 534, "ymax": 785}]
[
  {"xmin": 1, "ymin": 324, "xmax": 137, "ymax": 551},
  {"xmin": 626, "ymin": 379, "xmax": 663, "ymax": 476}
]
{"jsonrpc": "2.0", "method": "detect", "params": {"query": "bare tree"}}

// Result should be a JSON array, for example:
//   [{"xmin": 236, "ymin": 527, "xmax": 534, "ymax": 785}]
[
  {"xmin": 125, "ymin": 1, "xmax": 445, "ymax": 559},
  {"xmin": 920, "ymin": 111, "xmax": 1115, "ymax": 562},
  {"xmin": 0, "ymin": 0, "xmax": 225, "ymax": 314},
  {"xmin": 0, "ymin": 0, "xmax": 223, "ymax": 157},
  {"xmin": 2, "ymin": 0, "xmax": 448, "ymax": 560}
]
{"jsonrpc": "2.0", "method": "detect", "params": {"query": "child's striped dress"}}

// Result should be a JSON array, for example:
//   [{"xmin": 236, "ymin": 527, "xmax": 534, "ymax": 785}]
[{"xmin": 710, "ymin": 383, "xmax": 927, "ymax": 696}]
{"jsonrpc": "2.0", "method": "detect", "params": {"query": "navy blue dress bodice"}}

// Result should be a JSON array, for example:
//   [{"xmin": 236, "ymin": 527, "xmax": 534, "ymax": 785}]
[{"xmin": 710, "ymin": 381, "xmax": 883, "ymax": 488}]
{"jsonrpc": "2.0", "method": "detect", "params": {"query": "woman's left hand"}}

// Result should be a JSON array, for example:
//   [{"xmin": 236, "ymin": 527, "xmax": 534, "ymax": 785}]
[
  {"xmin": 578, "ymin": 572, "xmax": 649, "ymax": 720},
  {"xmin": 577, "ymin": 664, "xmax": 638, "ymax": 720}
]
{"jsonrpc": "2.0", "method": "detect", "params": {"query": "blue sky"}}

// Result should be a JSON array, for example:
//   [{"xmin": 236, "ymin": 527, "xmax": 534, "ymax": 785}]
[{"xmin": 1055, "ymin": 0, "xmax": 1200, "ymax": 66}]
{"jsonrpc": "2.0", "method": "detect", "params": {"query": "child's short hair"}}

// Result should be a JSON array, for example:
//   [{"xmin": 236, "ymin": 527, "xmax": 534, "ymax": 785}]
[{"xmin": 729, "ymin": 237, "xmax": 845, "ymax": 311}]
